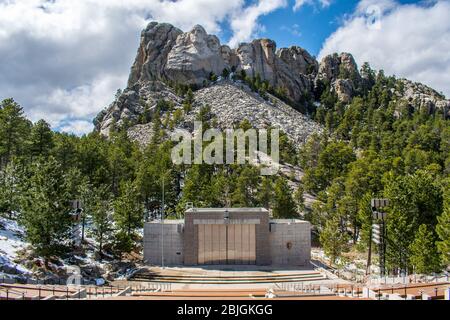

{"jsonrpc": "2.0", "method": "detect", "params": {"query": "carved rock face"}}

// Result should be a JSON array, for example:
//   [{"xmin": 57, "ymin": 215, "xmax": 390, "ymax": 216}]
[
  {"xmin": 95, "ymin": 22, "xmax": 449, "ymax": 136},
  {"xmin": 165, "ymin": 25, "xmax": 226, "ymax": 85},
  {"xmin": 235, "ymin": 43, "xmax": 255, "ymax": 74},
  {"xmin": 126, "ymin": 22, "xmax": 325, "ymax": 103}
]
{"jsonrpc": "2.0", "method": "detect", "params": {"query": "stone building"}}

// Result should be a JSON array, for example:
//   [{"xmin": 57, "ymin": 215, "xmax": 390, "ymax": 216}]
[{"xmin": 144, "ymin": 208, "xmax": 311, "ymax": 267}]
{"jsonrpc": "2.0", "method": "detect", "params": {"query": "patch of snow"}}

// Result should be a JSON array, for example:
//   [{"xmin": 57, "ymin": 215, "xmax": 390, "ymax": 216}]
[
  {"xmin": 115, "ymin": 267, "xmax": 139, "ymax": 281},
  {"xmin": 0, "ymin": 217, "xmax": 32, "ymax": 275}
]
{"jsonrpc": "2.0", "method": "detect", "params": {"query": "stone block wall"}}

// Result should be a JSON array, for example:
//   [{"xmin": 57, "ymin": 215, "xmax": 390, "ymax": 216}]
[
  {"xmin": 269, "ymin": 221, "xmax": 311, "ymax": 266},
  {"xmin": 143, "ymin": 222, "xmax": 184, "ymax": 266},
  {"xmin": 143, "ymin": 214, "xmax": 311, "ymax": 267}
]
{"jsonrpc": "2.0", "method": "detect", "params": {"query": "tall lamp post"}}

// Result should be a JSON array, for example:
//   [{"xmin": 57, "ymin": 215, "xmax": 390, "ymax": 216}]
[
  {"xmin": 161, "ymin": 174, "xmax": 165, "ymax": 269},
  {"xmin": 367, "ymin": 199, "xmax": 390, "ymax": 277}
]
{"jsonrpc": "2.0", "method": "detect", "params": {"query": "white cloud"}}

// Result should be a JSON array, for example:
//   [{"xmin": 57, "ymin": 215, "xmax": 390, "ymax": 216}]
[
  {"xmin": 280, "ymin": 24, "xmax": 302, "ymax": 37},
  {"xmin": 293, "ymin": 0, "xmax": 332, "ymax": 12},
  {"xmin": 228, "ymin": 0, "xmax": 287, "ymax": 47},
  {"xmin": 60, "ymin": 120, "xmax": 95, "ymax": 136},
  {"xmin": 1, "ymin": 0, "xmax": 281, "ymax": 135},
  {"xmin": 319, "ymin": 0, "xmax": 450, "ymax": 97}
]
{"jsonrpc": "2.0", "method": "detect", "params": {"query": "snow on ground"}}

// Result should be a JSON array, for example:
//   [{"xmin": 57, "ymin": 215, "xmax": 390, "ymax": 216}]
[
  {"xmin": 0, "ymin": 216, "xmax": 143, "ymax": 283},
  {"xmin": 0, "ymin": 216, "xmax": 32, "ymax": 275}
]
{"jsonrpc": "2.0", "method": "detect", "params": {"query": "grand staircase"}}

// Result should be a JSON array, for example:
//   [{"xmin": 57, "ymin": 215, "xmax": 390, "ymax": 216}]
[{"xmin": 129, "ymin": 269, "xmax": 327, "ymax": 284}]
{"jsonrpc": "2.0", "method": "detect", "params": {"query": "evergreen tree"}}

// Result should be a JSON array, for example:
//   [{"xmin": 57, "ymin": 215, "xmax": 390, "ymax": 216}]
[
  {"xmin": 75, "ymin": 177, "xmax": 90, "ymax": 243},
  {"xmin": 272, "ymin": 177, "xmax": 297, "ymax": 218},
  {"xmin": 29, "ymin": 119, "xmax": 54, "ymax": 158},
  {"xmin": 77, "ymin": 132, "xmax": 109, "ymax": 187},
  {"xmin": 0, "ymin": 160, "xmax": 24, "ymax": 218},
  {"xmin": 185, "ymin": 88, "xmax": 194, "ymax": 105},
  {"xmin": 86, "ymin": 185, "xmax": 113, "ymax": 258},
  {"xmin": 303, "ymin": 140, "xmax": 355, "ymax": 194},
  {"xmin": 51, "ymin": 133, "xmax": 78, "ymax": 171},
  {"xmin": 360, "ymin": 62, "xmax": 376, "ymax": 93},
  {"xmin": 436, "ymin": 186, "xmax": 450, "ymax": 265},
  {"xmin": 232, "ymin": 166, "xmax": 259, "ymax": 207},
  {"xmin": 409, "ymin": 224, "xmax": 442, "ymax": 274},
  {"xmin": 293, "ymin": 185, "xmax": 305, "ymax": 213},
  {"xmin": 18, "ymin": 157, "xmax": 73, "ymax": 262},
  {"xmin": 150, "ymin": 110, "xmax": 164, "ymax": 145},
  {"xmin": 357, "ymin": 193, "xmax": 375, "ymax": 251},
  {"xmin": 320, "ymin": 216, "xmax": 350, "ymax": 264},
  {"xmin": 257, "ymin": 177, "xmax": 273, "ymax": 210},
  {"xmin": 0, "ymin": 98, "xmax": 31, "ymax": 166},
  {"xmin": 113, "ymin": 180, "xmax": 144, "ymax": 253},
  {"xmin": 179, "ymin": 164, "xmax": 215, "ymax": 210},
  {"xmin": 384, "ymin": 170, "xmax": 443, "ymax": 238},
  {"xmin": 107, "ymin": 130, "xmax": 136, "ymax": 195},
  {"xmin": 135, "ymin": 144, "xmax": 162, "ymax": 217},
  {"xmin": 385, "ymin": 208, "xmax": 413, "ymax": 273},
  {"xmin": 222, "ymin": 68, "xmax": 230, "ymax": 79},
  {"xmin": 208, "ymin": 170, "xmax": 230, "ymax": 208}
]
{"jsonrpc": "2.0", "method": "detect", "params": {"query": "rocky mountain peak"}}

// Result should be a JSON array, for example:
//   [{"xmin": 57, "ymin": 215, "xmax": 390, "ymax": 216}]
[
  {"xmin": 126, "ymin": 22, "xmax": 321, "ymax": 102},
  {"xmin": 95, "ymin": 21, "xmax": 449, "ymax": 140},
  {"xmin": 127, "ymin": 22, "xmax": 182, "ymax": 87}
]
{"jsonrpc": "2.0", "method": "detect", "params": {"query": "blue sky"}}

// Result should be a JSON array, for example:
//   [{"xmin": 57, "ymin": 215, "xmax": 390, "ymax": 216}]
[
  {"xmin": 218, "ymin": 0, "xmax": 426, "ymax": 56},
  {"xmin": 0, "ymin": 0, "xmax": 449, "ymax": 135},
  {"xmin": 247, "ymin": 0, "xmax": 362, "ymax": 56}
]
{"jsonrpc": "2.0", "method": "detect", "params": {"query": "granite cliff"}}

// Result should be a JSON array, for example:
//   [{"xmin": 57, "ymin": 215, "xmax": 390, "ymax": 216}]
[{"xmin": 94, "ymin": 22, "xmax": 449, "ymax": 144}]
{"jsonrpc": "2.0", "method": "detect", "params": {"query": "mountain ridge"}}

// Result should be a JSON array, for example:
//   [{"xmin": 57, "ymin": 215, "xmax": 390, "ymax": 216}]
[{"xmin": 94, "ymin": 21, "xmax": 449, "ymax": 143}]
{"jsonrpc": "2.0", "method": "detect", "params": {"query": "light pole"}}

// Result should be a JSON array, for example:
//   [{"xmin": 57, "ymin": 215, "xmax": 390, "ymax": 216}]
[
  {"xmin": 161, "ymin": 174, "xmax": 165, "ymax": 269},
  {"xmin": 367, "ymin": 199, "xmax": 390, "ymax": 277}
]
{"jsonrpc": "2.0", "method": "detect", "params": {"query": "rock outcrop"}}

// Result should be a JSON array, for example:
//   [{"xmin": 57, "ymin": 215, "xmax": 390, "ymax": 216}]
[
  {"xmin": 125, "ymin": 22, "xmax": 319, "ymax": 103},
  {"xmin": 94, "ymin": 21, "xmax": 449, "ymax": 140},
  {"xmin": 95, "ymin": 81, "xmax": 182, "ymax": 136},
  {"xmin": 396, "ymin": 79, "xmax": 449, "ymax": 116},
  {"xmin": 115, "ymin": 21, "xmax": 366, "ymax": 114},
  {"xmin": 95, "ymin": 21, "xmax": 328, "ymax": 138},
  {"xmin": 127, "ymin": 22, "xmax": 183, "ymax": 86},
  {"xmin": 316, "ymin": 52, "xmax": 361, "ymax": 103}
]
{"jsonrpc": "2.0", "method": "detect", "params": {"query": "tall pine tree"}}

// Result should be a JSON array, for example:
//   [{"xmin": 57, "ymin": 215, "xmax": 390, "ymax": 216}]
[
  {"xmin": 113, "ymin": 180, "xmax": 144, "ymax": 253},
  {"xmin": 29, "ymin": 119, "xmax": 54, "ymax": 158},
  {"xmin": 436, "ymin": 185, "xmax": 450, "ymax": 266},
  {"xmin": 272, "ymin": 176, "xmax": 297, "ymax": 218},
  {"xmin": 0, "ymin": 98, "xmax": 31, "ymax": 167},
  {"xmin": 409, "ymin": 224, "xmax": 442, "ymax": 274},
  {"xmin": 19, "ymin": 157, "xmax": 73, "ymax": 262}
]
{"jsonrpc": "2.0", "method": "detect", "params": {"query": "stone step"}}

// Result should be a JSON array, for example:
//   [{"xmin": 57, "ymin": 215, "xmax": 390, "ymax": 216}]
[{"xmin": 130, "ymin": 275, "xmax": 327, "ymax": 284}]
